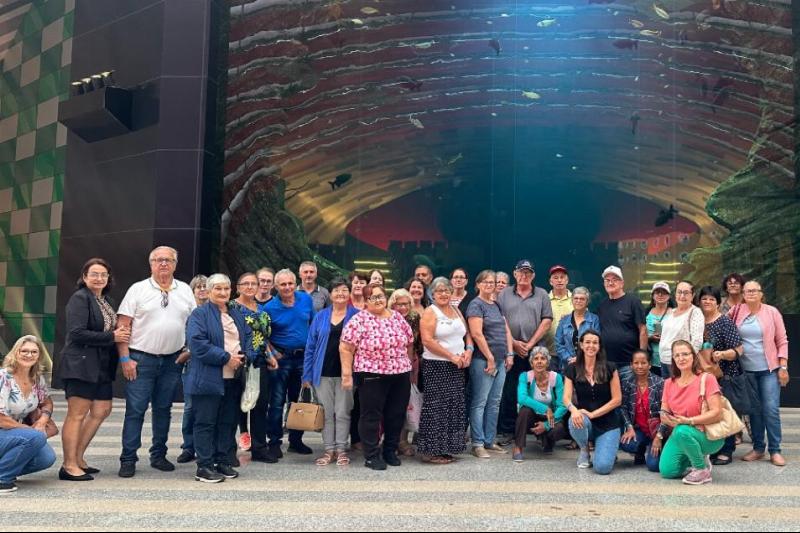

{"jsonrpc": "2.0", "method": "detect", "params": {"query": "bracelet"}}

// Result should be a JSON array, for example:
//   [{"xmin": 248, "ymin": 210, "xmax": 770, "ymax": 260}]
[
  {"xmin": 119, "ymin": 356, "xmax": 131, "ymax": 363},
  {"xmin": 506, "ymin": 353, "xmax": 514, "ymax": 358},
  {"xmin": 465, "ymin": 345, "xmax": 474, "ymax": 351},
  {"xmin": 40, "ymin": 410, "xmax": 53, "ymax": 418}
]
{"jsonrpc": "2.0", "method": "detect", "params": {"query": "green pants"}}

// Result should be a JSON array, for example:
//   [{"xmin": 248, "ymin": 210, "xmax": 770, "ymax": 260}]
[{"xmin": 659, "ymin": 425, "xmax": 724, "ymax": 479}]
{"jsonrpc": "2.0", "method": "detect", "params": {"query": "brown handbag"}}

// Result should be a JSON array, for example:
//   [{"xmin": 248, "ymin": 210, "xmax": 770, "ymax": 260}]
[
  {"xmin": 286, "ymin": 388, "xmax": 324, "ymax": 432},
  {"xmin": 25, "ymin": 409, "xmax": 59, "ymax": 439}
]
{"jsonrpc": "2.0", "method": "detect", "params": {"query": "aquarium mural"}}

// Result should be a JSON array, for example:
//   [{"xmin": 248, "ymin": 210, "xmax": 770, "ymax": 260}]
[{"xmin": 223, "ymin": 0, "xmax": 798, "ymax": 310}]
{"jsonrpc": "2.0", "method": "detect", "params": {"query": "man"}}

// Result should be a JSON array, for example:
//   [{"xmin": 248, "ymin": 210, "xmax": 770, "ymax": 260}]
[
  {"xmin": 546, "ymin": 265, "xmax": 573, "ymax": 366},
  {"xmin": 597, "ymin": 266, "xmax": 647, "ymax": 382},
  {"xmin": 495, "ymin": 260, "xmax": 553, "ymax": 444},
  {"xmin": 260, "ymin": 269, "xmax": 315, "ymax": 461},
  {"xmin": 117, "ymin": 246, "xmax": 196, "ymax": 478},
  {"xmin": 414, "ymin": 264, "xmax": 434, "ymax": 300},
  {"xmin": 299, "ymin": 261, "xmax": 330, "ymax": 312}
]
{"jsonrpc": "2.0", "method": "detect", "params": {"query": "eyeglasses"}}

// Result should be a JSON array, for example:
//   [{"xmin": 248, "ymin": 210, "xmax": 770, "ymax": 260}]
[
  {"xmin": 451, "ymin": 276, "xmax": 467, "ymax": 280},
  {"xmin": 434, "ymin": 289, "xmax": 452, "ymax": 294},
  {"xmin": 238, "ymin": 282, "xmax": 258, "ymax": 288},
  {"xmin": 258, "ymin": 279, "xmax": 272, "ymax": 285},
  {"xmin": 744, "ymin": 289, "xmax": 762, "ymax": 295},
  {"xmin": 481, "ymin": 280, "xmax": 496, "ymax": 285},
  {"xmin": 393, "ymin": 302, "xmax": 411, "ymax": 307},
  {"xmin": 18, "ymin": 349, "xmax": 39, "ymax": 356},
  {"xmin": 676, "ymin": 290, "xmax": 693, "ymax": 296},
  {"xmin": 86, "ymin": 272, "xmax": 109, "ymax": 279},
  {"xmin": 673, "ymin": 351, "xmax": 693, "ymax": 359},
  {"xmin": 150, "ymin": 258, "xmax": 176, "ymax": 265},
  {"xmin": 368, "ymin": 295, "xmax": 386, "ymax": 302}
]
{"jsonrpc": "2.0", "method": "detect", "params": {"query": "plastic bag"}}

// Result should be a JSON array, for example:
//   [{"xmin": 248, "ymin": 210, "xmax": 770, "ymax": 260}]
[
  {"xmin": 405, "ymin": 384, "xmax": 423, "ymax": 432},
  {"xmin": 240, "ymin": 364, "xmax": 261, "ymax": 412}
]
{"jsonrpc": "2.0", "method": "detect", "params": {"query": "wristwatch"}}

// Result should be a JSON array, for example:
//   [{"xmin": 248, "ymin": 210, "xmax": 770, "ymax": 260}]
[{"xmin": 780, "ymin": 366, "xmax": 788, "ymax": 371}]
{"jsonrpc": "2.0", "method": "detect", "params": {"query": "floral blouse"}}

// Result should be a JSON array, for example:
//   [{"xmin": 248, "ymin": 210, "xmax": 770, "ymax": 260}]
[
  {"xmin": 0, "ymin": 369, "xmax": 49, "ymax": 423},
  {"xmin": 341, "ymin": 310, "xmax": 414, "ymax": 375}
]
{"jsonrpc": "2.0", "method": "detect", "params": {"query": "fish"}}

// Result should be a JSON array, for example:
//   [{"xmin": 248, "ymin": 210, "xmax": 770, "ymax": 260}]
[
  {"xmin": 329, "ymin": 173, "xmax": 352, "ymax": 191},
  {"xmin": 537, "ymin": 18, "xmax": 558, "ymax": 28},
  {"xmin": 640, "ymin": 30, "xmax": 662, "ymax": 37},
  {"xmin": 655, "ymin": 205, "xmax": 678, "ymax": 227},
  {"xmin": 630, "ymin": 112, "xmax": 641, "ymax": 135},
  {"xmin": 630, "ymin": 19, "xmax": 645, "ymax": 29},
  {"xmin": 653, "ymin": 3, "xmax": 670, "ymax": 20},
  {"xmin": 360, "ymin": 7, "xmax": 379, "ymax": 15},
  {"xmin": 488, "ymin": 39, "xmax": 501, "ymax": 56},
  {"xmin": 613, "ymin": 39, "xmax": 639, "ymax": 50},
  {"xmin": 409, "ymin": 117, "xmax": 425, "ymax": 129},
  {"xmin": 522, "ymin": 90, "xmax": 541, "ymax": 100}
]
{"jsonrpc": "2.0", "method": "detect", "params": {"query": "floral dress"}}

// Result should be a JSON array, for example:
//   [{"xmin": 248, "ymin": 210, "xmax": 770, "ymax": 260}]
[{"xmin": 0, "ymin": 369, "xmax": 49, "ymax": 422}]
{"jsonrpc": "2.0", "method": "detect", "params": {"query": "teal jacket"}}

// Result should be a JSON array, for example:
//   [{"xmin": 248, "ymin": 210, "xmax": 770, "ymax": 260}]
[{"xmin": 517, "ymin": 371, "xmax": 568, "ymax": 431}]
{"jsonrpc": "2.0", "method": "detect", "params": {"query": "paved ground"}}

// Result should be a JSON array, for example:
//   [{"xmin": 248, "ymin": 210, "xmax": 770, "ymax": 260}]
[{"xmin": 5, "ymin": 393, "xmax": 800, "ymax": 531}]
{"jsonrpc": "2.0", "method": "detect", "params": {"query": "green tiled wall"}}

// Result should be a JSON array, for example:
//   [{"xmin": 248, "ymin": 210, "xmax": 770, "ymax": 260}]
[{"xmin": 0, "ymin": 0, "xmax": 74, "ymax": 355}]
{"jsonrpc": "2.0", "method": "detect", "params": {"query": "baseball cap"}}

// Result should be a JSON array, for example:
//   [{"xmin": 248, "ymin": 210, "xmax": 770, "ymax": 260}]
[
  {"xmin": 652, "ymin": 281, "xmax": 671, "ymax": 294},
  {"xmin": 602, "ymin": 266, "xmax": 624, "ymax": 281},
  {"xmin": 514, "ymin": 260, "xmax": 534, "ymax": 272},
  {"xmin": 549, "ymin": 265, "xmax": 568, "ymax": 276}
]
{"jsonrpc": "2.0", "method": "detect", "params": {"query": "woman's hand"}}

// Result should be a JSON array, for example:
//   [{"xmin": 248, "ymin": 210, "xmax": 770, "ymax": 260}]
[
  {"xmin": 673, "ymin": 415, "xmax": 692, "ymax": 426},
  {"xmin": 779, "ymin": 368, "xmax": 790, "ymax": 387},
  {"xmin": 570, "ymin": 410, "xmax": 585, "ymax": 429},
  {"xmin": 661, "ymin": 413, "xmax": 677, "ymax": 428},
  {"xmin": 462, "ymin": 350, "xmax": 473, "ymax": 368},
  {"xmin": 175, "ymin": 350, "xmax": 191, "ymax": 365},
  {"xmin": 580, "ymin": 409, "xmax": 594, "ymax": 420},
  {"xmin": 546, "ymin": 408, "xmax": 555, "ymax": 428},
  {"xmin": 342, "ymin": 375, "xmax": 353, "ymax": 391},
  {"xmin": 266, "ymin": 357, "xmax": 279, "ymax": 370},
  {"xmin": 485, "ymin": 359, "xmax": 496, "ymax": 376},
  {"xmin": 651, "ymin": 435, "xmax": 663, "ymax": 457},
  {"xmin": 621, "ymin": 427, "xmax": 636, "ymax": 445},
  {"xmin": 226, "ymin": 353, "xmax": 244, "ymax": 371},
  {"xmin": 31, "ymin": 417, "xmax": 49, "ymax": 435},
  {"xmin": 113, "ymin": 326, "xmax": 131, "ymax": 344},
  {"xmin": 532, "ymin": 422, "xmax": 547, "ymax": 436}
]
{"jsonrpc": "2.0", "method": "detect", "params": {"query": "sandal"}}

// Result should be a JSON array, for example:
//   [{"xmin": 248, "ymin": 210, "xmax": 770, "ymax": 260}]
[
  {"xmin": 423, "ymin": 455, "xmax": 454, "ymax": 465},
  {"xmin": 336, "ymin": 452, "xmax": 350, "ymax": 466},
  {"xmin": 565, "ymin": 442, "xmax": 579, "ymax": 451},
  {"xmin": 315, "ymin": 452, "xmax": 335, "ymax": 466},
  {"xmin": 712, "ymin": 455, "xmax": 732, "ymax": 466}
]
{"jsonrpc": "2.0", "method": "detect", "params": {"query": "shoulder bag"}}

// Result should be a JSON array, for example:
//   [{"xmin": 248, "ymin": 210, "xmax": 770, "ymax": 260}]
[
  {"xmin": 700, "ymin": 373, "xmax": 745, "ymax": 441},
  {"xmin": 286, "ymin": 387, "xmax": 325, "ymax": 432}
]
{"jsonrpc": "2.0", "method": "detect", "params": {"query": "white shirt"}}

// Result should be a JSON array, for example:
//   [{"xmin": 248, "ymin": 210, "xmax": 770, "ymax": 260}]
[
  {"xmin": 659, "ymin": 306, "xmax": 704, "ymax": 365},
  {"xmin": 118, "ymin": 277, "xmax": 197, "ymax": 355},
  {"xmin": 422, "ymin": 305, "xmax": 467, "ymax": 362}
]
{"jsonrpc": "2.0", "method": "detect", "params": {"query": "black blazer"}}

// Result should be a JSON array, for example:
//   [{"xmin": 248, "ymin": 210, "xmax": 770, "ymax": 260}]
[{"xmin": 58, "ymin": 288, "xmax": 118, "ymax": 383}]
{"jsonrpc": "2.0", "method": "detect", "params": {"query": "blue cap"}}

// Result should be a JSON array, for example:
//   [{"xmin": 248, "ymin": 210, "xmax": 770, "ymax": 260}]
[{"xmin": 514, "ymin": 260, "xmax": 534, "ymax": 272}]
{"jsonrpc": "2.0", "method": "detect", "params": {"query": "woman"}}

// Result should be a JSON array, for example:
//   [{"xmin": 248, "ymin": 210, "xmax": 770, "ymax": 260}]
[
  {"xmin": 563, "ymin": 330, "xmax": 622, "ymax": 475},
  {"xmin": 619, "ymin": 350, "xmax": 666, "ymax": 472},
  {"xmin": 256, "ymin": 268, "xmax": 275, "ymax": 305},
  {"xmin": 450, "ymin": 268, "xmax": 469, "ymax": 309},
  {"xmin": 720, "ymin": 273, "xmax": 745, "ymax": 315},
  {"xmin": 467, "ymin": 270, "xmax": 514, "ymax": 459},
  {"xmin": 729, "ymin": 280, "xmax": 789, "ymax": 467},
  {"xmin": 0, "ymin": 336, "xmax": 57, "ymax": 493},
  {"xmin": 659, "ymin": 340, "xmax": 725, "ymax": 485},
  {"xmin": 698, "ymin": 285, "xmax": 744, "ymax": 465},
  {"xmin": 513, "ymin": 347, "xmax": 568, "ymax": 462},
  {"xmin": 185, "ymin": 274, "xmax": 256, "ymax": 483},
  {"xmin": 417, "ymin": 278, "xmax": 474, "ymax": 464},
  {"xmin": 659, "ymin": 281, "xmax": 704, "ymax": 377},
  {"xmin": 349, "ymin": 271, "xmax": 368, "ymax": 310},
  {"xmin": 367, "ymin": 269, "xmax": 384, "ymax": 287},
  {"xmin": 646, "ymin": 282, "xmax": 674, "ymax": 376},
  {"xmin": 190, "ymin": 275, "xmax": 209, "ymax": 306},
  {"xmin": 405, "ymin": 277, "xmax": 430, "ymax": 316},
  {"xmin": 230, "ymin": 272, "xmax": 278, "ymax": 463},
  {"xmin": 303, "ymin": 278, "xmax": 359, "ymax": 466},
  {"xmin": 58, "ymin": 258, "xmax": 129, "ymax": 481},
  {"xmin": 388, "ymin": 289, "xmax": 423, "ymax": 456},
  {"xmin": 555, "ymin": 287, "xmax": 600, "ymax": 372},
  {"xmin": 341, "ymin": 283, "xmax": 415, "ymax": 470},
  {"xmin": 495, "ymin": 272, "xmax": 510, "ymax": 295}
]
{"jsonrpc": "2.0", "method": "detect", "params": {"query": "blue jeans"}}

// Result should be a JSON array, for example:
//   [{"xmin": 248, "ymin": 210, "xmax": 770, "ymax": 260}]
[
  {"xmin": 267, "ymin": 356, "xmax": 304, "ymax": 446},
  {"xmin": 469, "ymin": 357, "xmax": 506, "ymax": 448},
  {"xmin": 181, "ymin": 393, "xmax": 195, "ymax": 453},
  {"xmin": 0, "ymin": 428, "xmax": 56, "ymax": 483},
  {"xmin": 568, "ymin": 415, "xmax": 621, "ymax": 475},
  {"xmin": 619, "ymin": 428, "xmax": 660, "ymax": 472},
  {"xmin": 120, "ymin": 351, "xmax": 183, "ymax": 463},
  {"xmin": 748, "ymin": 370, "xmax": 782, "ymax": 454}
]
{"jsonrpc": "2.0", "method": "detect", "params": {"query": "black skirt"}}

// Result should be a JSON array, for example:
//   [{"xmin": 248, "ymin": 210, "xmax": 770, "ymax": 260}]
[{"xmin": 416, "ymin": 359, "xmax": 466, "ymax": 456}]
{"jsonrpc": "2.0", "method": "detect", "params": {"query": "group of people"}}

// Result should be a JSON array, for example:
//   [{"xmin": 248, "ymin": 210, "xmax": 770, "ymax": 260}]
[{"xmin": 0, "ymin": 247, "xmax": 790, "ymax": 492}]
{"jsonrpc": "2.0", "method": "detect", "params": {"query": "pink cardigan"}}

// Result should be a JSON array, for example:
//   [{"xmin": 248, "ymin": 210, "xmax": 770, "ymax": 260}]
[{"xmin": 728, "ymin": 304, "xmax": 789, "ymax": 371}]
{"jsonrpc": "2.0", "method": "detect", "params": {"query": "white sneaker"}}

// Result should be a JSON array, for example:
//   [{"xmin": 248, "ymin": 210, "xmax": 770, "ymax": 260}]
[{"xmin": 577, "ymin": 450, "xmax": 592, "ymax": 469}]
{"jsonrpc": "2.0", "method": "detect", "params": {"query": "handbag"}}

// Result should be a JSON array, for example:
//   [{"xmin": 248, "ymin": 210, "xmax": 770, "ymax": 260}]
[
  {"xmin": 700, "ymin": 373, "xmax": 745, "ymax": 441},
  {"xmin": 25, "ymin": 409, "xmax": 59, "ymax": 439},
  {"xmin": 405, "ymin": 384, "xmax": 423, "ymax": 433},
  {"xmin": 240, "ymin": 363, "xmax": 261, "ymax": 413},
  {"xmin": 286, "ymin": 387, "xmax": 324, "ymax": 432},
  {"xmin": 719, "ymin": 373, "xmax": 754, "ymax": 415}
]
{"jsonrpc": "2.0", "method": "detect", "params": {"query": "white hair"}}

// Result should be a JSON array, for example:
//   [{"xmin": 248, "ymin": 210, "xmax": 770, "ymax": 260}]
[
  {"xmin": 149, "ymin": 246, "xmax": 178, "ymax": 263},
  {"xmin": 205, "ymin": 273, "xmax": 231, "ymax": 291},
  {"xmin": 430, "ymin": 277, "xmax": 453, "ymax": 294},
  {"xmin": 275, "ymin": 269, "xmax": 297, "ymax": 283},
  {"xmin": 529, "ymin": 346, "xmax": 551, "ymax": 366}
]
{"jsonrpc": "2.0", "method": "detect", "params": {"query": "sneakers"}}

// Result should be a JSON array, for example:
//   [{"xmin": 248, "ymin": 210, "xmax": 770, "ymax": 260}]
[
  {"xmin": 150, "ymin": 457, "xmax": 176, "ymax": 472},
  {"xmin": 265, "ymin": 444, "xmax": 283, "ymax": 462},
  {"xmin": 472, "ymin": 446, "xmax": 491, "ymax": 459},
  {"xmin": 118, "ymin": 462, "xmax": 136, "ymax": 478},
  {"xmin": 512, "ymin": 452, "xmax": 524, "ymax": 463},
  {"xmin": 364, "ymin": 456, "xmax": 388, "ymax": 471},
  {"xmin": 486, "ymin": 443, "xmax": 509, "ymax": 454},
  {"xmin": 238, "ymin": 433, "xmax": 252, "ymax": 451},
  {"xmin": 383, "ymin": 451, "xmax": 402, "ymax": 467},
  {"xmin": 251, "ymin": 450, "xmax": 279, "ymax": 464},
  {"xmin": 195, "ymin": 467, "xmax": 225, "ymax": 484},
  {"xmin": 0, "ymin": 482, "xmax": 17, "ymax": 494},
  {"xmin": 176, "ymin": 450, "xmax": 196, "ymax": 464},
  {"xmin": 634, "ymin": 453, "xmax": 646, "ymax": 466},
  {"xmin": 682, "ymin": 468, "xmax": 713, "ymax": 485},
  {"xmin": 215, "ymin": 464, "xmax": 239, "ymax": 479},
  {"xmin": 577, "ymin": 450, "xmax": 592, "ymax": 469},
  {"xmin": 288, "ymin": 442, "xmax": 313, "ymax": 455}
]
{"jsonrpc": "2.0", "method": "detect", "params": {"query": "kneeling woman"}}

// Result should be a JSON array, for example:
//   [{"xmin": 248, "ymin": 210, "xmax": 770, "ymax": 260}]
[
  {"xmin": 563, "ymin": 330, "xmax": 622, "ymax": 475},
  {"xmin": 659, "ymin": 340, "xmax": 725, "ymax": 485},
  {"xmin": 619, "ymin": 350, "xmax": 667, "ymax": 472},
  {"xmin": 513, "ymin": 347, "xmax": 569, "ymax": 462},
  {"xmin": 185, "ymin": 274, "xmax": 256, "ymax": 483}
]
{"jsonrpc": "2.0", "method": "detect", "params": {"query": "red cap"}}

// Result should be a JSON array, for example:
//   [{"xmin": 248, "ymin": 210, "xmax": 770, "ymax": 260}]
[{"xmin": 549, "ymin": 265, "xmax": 568, "ymax": 275}]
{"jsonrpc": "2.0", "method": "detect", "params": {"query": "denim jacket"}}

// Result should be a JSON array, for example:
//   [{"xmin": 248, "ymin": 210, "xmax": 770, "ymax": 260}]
[
  {"xmin": 303, "ymin": 305, "xmax": 359, "ymax": 387},
  {"xmin": 555, "ymin": 311, "xmax": 601, "ymax": 368},
  {"xmin": 621, "ymin": 372, "xmax": 667, "ymax": 436}
]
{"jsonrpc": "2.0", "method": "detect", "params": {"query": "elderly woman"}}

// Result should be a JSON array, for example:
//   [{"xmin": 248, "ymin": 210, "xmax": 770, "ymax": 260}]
[
  {"xmin": 619, "ymin": 350, "xmax": 666, "ymax": 472},
  {"xmin": 388, "ymin": 288, "xmax": 423, "ymax": 456},
  {"xmin": 467, "ymin": 270, "xmax": 514, "ymax": 459},
  {"xmin": 659, "ymin": 340, "xmax": 725, "ymax": 485},
  {"xmin": 555, "ymin": 287, "xmax": 600, "ymax": 372},
  {"xmin": 646, "ymin": 282, "xmax": 674, "ymax": 377},
  {"xmin": 405, "ymin": 277, "xmax": 430, "ymax": 316},
  {"xmin": 720, "ymin": 273, "xmax": 745, "ymax": 315},
  {"xmin": 348, "ymin": 271, "xmax": 368, "ymax": 310},
  {"xmin": 190, "ymin": 275, "xmax": 209, "ymax": 306},
  {"xmin": 729, "ymin": 281, "xmax": 789, "ymax": 467},
  {"xmin": 417, "ymin": 277, "xmax": 474, "ymax": 464},
  {"xmin": 341, "ymin": 283, "xmax": 415, "ymax": 470},
  {"xmin": 303, "ymin": 278, "xmax": 359, "ymax": 466},
  {"xmin": 495, "ymin": 272, "xmax": 510, "ymax": 295},
  {"xmin": 563, "ymin": 330, "xmax": 622, "ymax": 475},
  {"xmin": 58, "ymin": 258, "xmax": 129, "ymax": 481},
  {"xmin": 0, "ymin": 336, "xmax": 57, "ymax": 493},
  {"xmin": 512, "ymin": 347, "xmax": 568, "ymax": 462},
  {"xmin": 367, "ymin": 269, "xmax": 385, "ymax": 287},
  {"xmin": 185, "ymin": 274, "xmax": 256, "ymax": 483},
  {"xmin": 659, "ymin": 281, "xmax": 704, "ymax": 378}
]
